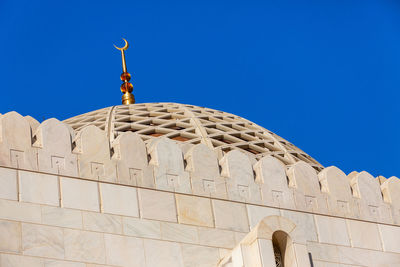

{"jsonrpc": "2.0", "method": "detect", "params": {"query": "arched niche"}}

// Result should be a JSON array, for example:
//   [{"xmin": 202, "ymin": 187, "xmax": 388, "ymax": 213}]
[
  {"xmin": 272, "ymin": 230, "xmax": 296, "ymax": 267},
  {"xmin": 218, "ymin": 215, "xmax": 310, "ymax": 267}
]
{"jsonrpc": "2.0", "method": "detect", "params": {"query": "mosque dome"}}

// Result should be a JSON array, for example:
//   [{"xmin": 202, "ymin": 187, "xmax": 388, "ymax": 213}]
[{"xmin": 64, "ymin": 102, "xmax": 322, "ymax": 171}]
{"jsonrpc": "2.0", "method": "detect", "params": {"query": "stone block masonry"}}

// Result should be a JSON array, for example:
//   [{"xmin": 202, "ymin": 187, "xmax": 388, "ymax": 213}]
[{"xmin": 0, "ymin": 111, "xmax": 398, "ymax": 266}]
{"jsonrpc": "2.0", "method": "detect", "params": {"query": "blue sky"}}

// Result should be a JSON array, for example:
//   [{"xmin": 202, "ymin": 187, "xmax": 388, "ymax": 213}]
[{"xmin": 0, "ymin": 0, "xmax": 399, "ymax": 177}]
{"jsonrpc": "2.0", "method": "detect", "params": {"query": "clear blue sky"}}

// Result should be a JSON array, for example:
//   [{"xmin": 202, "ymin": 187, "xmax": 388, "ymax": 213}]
[{"xmin": 0, "ymin": 0, "xmax": 399, "ymax": 177}]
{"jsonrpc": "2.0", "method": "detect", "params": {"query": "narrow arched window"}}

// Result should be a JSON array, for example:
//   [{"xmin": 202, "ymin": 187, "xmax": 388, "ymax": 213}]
[{"xmin": 272, "ymin": 231, "xmax": 293, "ymax": 267}]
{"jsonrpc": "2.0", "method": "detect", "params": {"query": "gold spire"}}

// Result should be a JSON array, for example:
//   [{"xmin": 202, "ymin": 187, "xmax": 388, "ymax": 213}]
[{"xmin": 114, "ymin": 38, "xmax": 135, "ymax": 105}]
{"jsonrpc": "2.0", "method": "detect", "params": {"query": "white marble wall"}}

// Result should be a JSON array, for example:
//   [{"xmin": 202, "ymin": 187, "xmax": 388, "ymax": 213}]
[
  {"xmin": 0, "ymin": 112, "xmax": 399, "ymax": 266},
  {"xmin": 0, "ymin": 167, "xmax": 399, "ymax": 266},
  {"xmin": 0, "ymin": 112, "xmax": 398, "ymax": 226}
]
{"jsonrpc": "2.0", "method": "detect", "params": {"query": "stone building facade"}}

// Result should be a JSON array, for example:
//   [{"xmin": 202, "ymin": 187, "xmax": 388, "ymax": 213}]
[{"xmin": 0, "ymin": 103, "xmax": 399, "ymax": 267}]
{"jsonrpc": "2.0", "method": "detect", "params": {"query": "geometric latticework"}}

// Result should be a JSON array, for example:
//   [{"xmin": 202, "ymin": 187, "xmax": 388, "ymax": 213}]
[
  {"xmin": 64, "ymin": 103, "xmax": 323, "ymax": 171},
  {"xmin": 274, "ymin": 245, "xmax": 283, "ymax": 267}
]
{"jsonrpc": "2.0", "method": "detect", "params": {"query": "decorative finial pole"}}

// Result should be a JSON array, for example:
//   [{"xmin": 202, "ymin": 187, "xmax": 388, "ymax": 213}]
[{"xmin": 114, "ymin": 38, "xmax": 135, "ymax": 105}]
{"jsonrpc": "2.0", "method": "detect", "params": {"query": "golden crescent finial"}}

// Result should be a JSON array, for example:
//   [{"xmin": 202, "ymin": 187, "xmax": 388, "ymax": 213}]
[
  {"xmin": 114, "ymin": 38, "xmax": 129, "ymax": 51},
  {"xmin": 114, "ymin": 38, "xmax": 135, "ymax": 105}
]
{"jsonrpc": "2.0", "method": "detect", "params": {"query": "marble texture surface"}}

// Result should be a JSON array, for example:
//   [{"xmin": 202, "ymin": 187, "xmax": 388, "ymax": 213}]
[
  {"xmin": 181, "ymin": 244, "xmax": 220, "ymax": 267},
  {"xmin": 20, "ymin": 171, "xmax": 59, "ymax": 206},
  {"xmin": 176, "ymin": 194, "xmax": 214, "ymax": 227},
  {"xmin": 41, "ymin": 206, "xmax": 83, "ymax": 229},
  {"xmin": 64, "ymin": 229, "xmax": 106, "ymax": 264},
  {"xmin": 138, "ymin": 188, "xmax": 177, "ymax": 222},
  {"xmin": 144, "ymin": 239, "xmax": 184, "ymax": 267},
  {"xmin": 0, "ymin": 198, "xmax": 41, "ymax": 223},
  {"xmin": 161, "ymin": 221, "xmax": 198, "ymax": 243},
  {"xmin": 347, "ymin": 220, "xmax": 382, "ymax": 250},
  {"xmin": 0, "ymin": 254, "xmax": 44, "ymax": 267},
  {"xmin": 123, "ymin": 216, "xmax": 161, "ymax": 239},
  {"xmin": 0, "ymin": 220, "xmax": 21, "ymax": 253},
  {"xmin": 212, "ymin": 199, "xmax": 249, "ymax": 232},
  {"xmin": 61, "ymin": 177, "xmax": 99, "ymax": 212},
  {"xmin": 100, "ymin": 183, "xmax": 139, "ymax": 217},
  {"xmin": 22, "ymin": 223, "xmax": 64, "ymax": 258},
  {"xmin": 0, "ymin": 167, "xmax": 17, "ymax": 201},
  {"xmin": 104, "ymin": 234, "xmax": 145, "ymax": 267},
  {"xmin": 83, "ymin": 211, "xmax": 123, "ymax": 234},
  {"xmin": 315, "ymin": 215, "xmax": 350, "ymax": 246}
]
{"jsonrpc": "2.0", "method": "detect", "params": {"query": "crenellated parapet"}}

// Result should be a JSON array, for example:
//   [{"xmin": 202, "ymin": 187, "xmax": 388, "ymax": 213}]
[
  {"xmin": 111, "ymin": 132, "xmax": 154, "ymax": 187},
  {"xmin": 287, "ymin": 161, "xmax": 328, "ymax": 213},
  {"xmin": 184, "ymin": 144, "xmax": 227, "ymax": 198},
  {"xmin": 0, "ymin": 112, "xmax": 37, "ymax": 170},
  {"xmin": 349, "ymin": 171, "xmax": 392, "ymax": 223},
  {"xmin": 0, "ymin": 111, "xmax": 399, "ymax": 226},
  {"xmin": 381, "ymin": 177, "xmax": 400, "ymax": 224},
  {"xmin": 148, "ymin": 137, "xmax": 191, "ymax": 193},
  {"xmin": 254, "ymin": 156, "xmax": 295, "ymax": 209},
  {"xmin": 318, "ymin": 166, "xmax": 357, "ymax": 217},
  {"xmin": 73, "ymin": 125, "xmax": 116, "ymax": 182},
  {"xmin": 220, "ymin": 150, "xmax": 261, "ymax": 204},
  {"xmin": 33, "ymin": 118, "xmax": 78, "ymax": 176}
]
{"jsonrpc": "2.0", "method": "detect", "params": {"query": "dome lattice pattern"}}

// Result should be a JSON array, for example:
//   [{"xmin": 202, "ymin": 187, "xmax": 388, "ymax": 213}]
[{"xmin": 64, "ymin": 103, "xmax": 323, "ymax": 170}]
